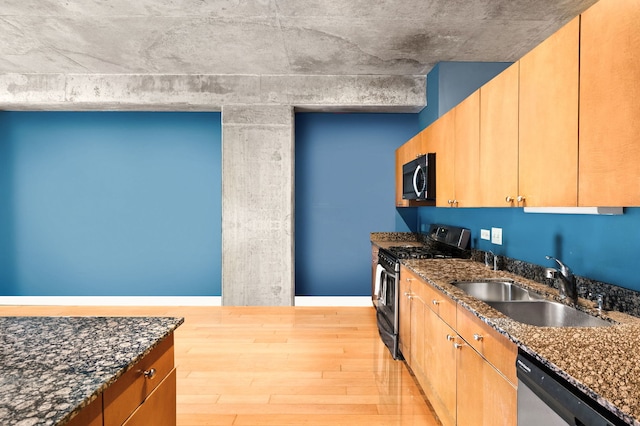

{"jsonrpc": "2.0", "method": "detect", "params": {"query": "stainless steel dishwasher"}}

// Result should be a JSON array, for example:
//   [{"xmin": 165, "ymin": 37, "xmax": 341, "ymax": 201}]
[{"xmin": 516, "ymin": 352, "xmax": 623, "ymax": 426}]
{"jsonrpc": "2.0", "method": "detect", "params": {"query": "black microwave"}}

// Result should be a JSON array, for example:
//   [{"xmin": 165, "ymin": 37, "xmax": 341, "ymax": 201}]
[{"xmin": 402, "ymin": 153, "xmax": 436, "ymax": 201}]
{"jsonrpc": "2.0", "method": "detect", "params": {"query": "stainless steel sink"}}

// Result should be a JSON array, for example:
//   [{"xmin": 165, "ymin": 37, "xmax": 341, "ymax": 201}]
[
  {"xmin": 452, "ymin": 280, "xmax": 546, "ymax": 302},
  {"xmin": 487, "ymin": 300, "xmax": 612, "ymax": 327}
]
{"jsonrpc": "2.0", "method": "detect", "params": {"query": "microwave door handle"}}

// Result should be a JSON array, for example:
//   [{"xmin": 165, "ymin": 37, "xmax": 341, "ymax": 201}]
[{"xmin": 413, "ymin": 165, "xmax": 422, "ymax": 197}]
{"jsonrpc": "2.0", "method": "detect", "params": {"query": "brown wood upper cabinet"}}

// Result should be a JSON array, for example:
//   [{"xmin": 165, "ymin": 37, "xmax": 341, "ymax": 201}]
[
  {"xmin": 479, "ymin": 63, "xmax": 520, "ymax": 207},
  {"xmin": 426, "ymin": 108, "xmax": 455, "ymax": 207},
  {"xmin": 518, "ymin": 16, "xmax": 580, "ymax": 207},
  {"xmin": 579, "ymin": 0, "xmax": 640, "ymax": 206},
  {"xmin": 428, "ymin": 91, "xmax": 480, "ymax": 207}
]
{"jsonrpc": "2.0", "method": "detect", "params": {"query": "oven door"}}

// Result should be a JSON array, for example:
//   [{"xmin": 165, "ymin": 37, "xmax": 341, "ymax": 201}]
[{"xmin": 375, "ymin": 266, "xmax": 402, "ymax": 360}]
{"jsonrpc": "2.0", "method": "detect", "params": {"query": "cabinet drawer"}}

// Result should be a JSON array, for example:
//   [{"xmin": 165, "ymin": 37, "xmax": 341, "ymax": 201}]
[
  {"xmin": 422, "ymin": 281, "xmax": 456, "ymax": 327},
  {"xmin": 122, "ymin": 368, "xmax": 177, "ymax": 426},
  {"xmin": 104, "ymin": 334, "xmax": 175, "ymax": 426},
  {"xmin": 457, "ymin": 306, "xmax": 517, "ymax": 385}
]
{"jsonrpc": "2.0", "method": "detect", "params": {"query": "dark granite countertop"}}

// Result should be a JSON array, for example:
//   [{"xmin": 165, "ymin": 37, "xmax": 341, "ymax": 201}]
[
  {"xmin": 371, "ymin": 234, "xmax": 640, "ymax": 425},
  {"xmin": 0, "ymin": 316, "xmax": 183, "ymax": 426}
]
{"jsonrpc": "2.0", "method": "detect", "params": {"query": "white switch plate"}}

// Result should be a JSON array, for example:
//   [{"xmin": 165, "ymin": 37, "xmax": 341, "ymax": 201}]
[
  {"xmin": 480, "ymin": 229, "xmax": 490, "ymax": 240},
  {"xmin": 491, "ymin": 227, "xmax": 503, "ymax": 245}
]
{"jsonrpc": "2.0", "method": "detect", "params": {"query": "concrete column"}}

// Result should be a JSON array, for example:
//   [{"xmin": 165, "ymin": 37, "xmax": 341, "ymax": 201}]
[{"xmin": 221, "ymin": 105, "xmax": 294, "ymax": 306}]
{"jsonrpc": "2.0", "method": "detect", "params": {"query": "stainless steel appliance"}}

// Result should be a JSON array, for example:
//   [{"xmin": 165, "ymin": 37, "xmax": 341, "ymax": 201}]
[
  {"xmin": 517, "ymin": 352, "xmax": 622, "ymax": 426},
  {"xmin": 402, "ymin": 153, "xmax": 436, "ymax": 201},
  {"xmin": 374, "ymin": 224, "xmax": 470, "ymax": 360}
]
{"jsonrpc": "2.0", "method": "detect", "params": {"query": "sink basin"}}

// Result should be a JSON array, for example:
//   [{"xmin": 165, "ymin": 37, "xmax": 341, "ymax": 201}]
[
  {"xmin": 452, "ymin": 280, "xmax": 546, "ymax": 302},
  {"xmin": 487, "ymin": 300, "xmax": 612, "ymax": 327}
]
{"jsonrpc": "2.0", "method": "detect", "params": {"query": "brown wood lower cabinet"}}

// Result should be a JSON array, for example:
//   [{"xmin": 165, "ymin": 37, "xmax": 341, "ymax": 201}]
[
  {"xmin": 399, "ymin": 265, "xmax": 517, "ymax": 426},
  {"xmin": 66, "ymin": 394, "xmax": 103, "ymax": 426},
  {"xmin": 423, "ymin": 308, "xmax": 457, "ymax": 426},
  {"xmin": 122, "ymin": 368, "xmax": 177, "ymax": 426},
  {"xmin": 457, "ymin": 341, "xmax": 516, "ymax": 426},
  {"xmin": 104, "ymin": 334, "xmax": 176, "ymax": 426},
  {"xmin": 66, "ymin": 333, "xmax": 177, "ymax": 426}
]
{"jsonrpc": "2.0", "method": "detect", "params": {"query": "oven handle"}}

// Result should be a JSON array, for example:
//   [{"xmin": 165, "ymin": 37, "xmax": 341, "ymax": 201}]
[{"xmin": 379, "ymin": 269, "xmax": 388, "ymax": 305}]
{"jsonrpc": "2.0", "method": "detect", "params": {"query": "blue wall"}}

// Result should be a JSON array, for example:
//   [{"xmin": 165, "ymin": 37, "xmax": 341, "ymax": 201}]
[
  {"xmin": 0, "ymin": 112, "xmax": 222, "ymax": 296},
  {"xmin": 295, "ymin": 113, "xmax": 418, "ymax": 296},
  {"xmin": 415, "ymin": 207, "xmax": 640, "ymax": 292}
]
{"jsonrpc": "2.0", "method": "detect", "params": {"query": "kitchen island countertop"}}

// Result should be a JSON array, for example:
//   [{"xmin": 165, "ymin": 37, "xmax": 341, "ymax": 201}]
[{"xmin": 0, "ymin": 315, "xmax": 183, "ymax": 425}]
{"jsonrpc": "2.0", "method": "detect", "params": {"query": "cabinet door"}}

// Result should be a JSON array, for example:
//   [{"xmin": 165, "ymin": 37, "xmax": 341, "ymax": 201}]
[
  {"xmin": 430, "ymin": 109, "xmax": 456, "ymax": 207},
  {"xmin": 398, "ymin": 276, "xmax": 411, "ymax": 362},
  {"xmin": 410, "ymin": 281, "xmax": 426, "ymax": 386},
  {"xmin": 579, "ymin": 0, "xmax": 640, "ymax": 206},
  {"xmin": 423, "ymin": 312, "xmax": 457, "ymax": 426},
  {"xmin": 456, "ymin": 344, "xmax": 516, "ymax": 426},
  {"xmin": 519, "ymin": 17, "xmax": 579, "ymax": 207},
  {"xmin": 453, "ymin": 91, "xmax": 481, "ymax": 207},
  {"xmin": 480, "ymin": 63, "xmax": 520, "ymax": 207}
]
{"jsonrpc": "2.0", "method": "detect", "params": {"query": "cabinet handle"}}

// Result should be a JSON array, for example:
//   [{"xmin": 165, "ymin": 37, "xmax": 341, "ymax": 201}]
[
  {"xmin": 432, "ymin": 299, "xmax": 440, "ymax": 306},
  {"xmin": 517, "ymin": 195, "xmax": 526, "ymax": 203},
  {"xmin": 406, "ymin": 277, "xmax": 414, "ymax": 282},
  {"xmin": 446, "ymin": 334, "xmax": 455, "ymax": 341},
  {"xmin": 143, "ymin": 368, "xmax": 157, "ymax": 379},
  {"xmin": 454, "ymin": 342, "xmax": 465, "ymax": 349},
  {"xmin": 404, "ymin": 292, "xmax": 413, "ymax": 299},
  {"xmin": 447, "ymin": 199, "xmax": 453, "ymax": 205},
  {"xmin": 473, "ymin": 333, "xmax": 483, "ymax": 341},
  {"xmin": 505, "ymin": 196, "xmax": 514, "ymax": 203}
]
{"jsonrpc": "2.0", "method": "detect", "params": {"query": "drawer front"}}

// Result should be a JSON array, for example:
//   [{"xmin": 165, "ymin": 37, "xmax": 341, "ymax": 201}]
[
  {"xmin": 122, "ymin": 368, "xmax": 177, "ymax": 426},
  {"xmin": 423, "ymin": 282, "xmax": 456, "ymax": 327},
  {"xmin": 104, "ymin": 334, "xmax": 175, "ymax": 426},
  {"xmin": 401, "ymin": 265, "xmax": 456, "ymax": 327},
  {"xmin": 457, "ymin": 306, "xmax": 517, "ymax": 385}
]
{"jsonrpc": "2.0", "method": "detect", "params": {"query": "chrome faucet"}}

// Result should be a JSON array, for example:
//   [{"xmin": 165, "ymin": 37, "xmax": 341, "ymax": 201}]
[
  {"xmin": 545, "ymin": 256, "xmax": 578, "ymax": 305},
  {"xmin": 485, "ymin": 251, "xmax": 499, "ymax": 271}
]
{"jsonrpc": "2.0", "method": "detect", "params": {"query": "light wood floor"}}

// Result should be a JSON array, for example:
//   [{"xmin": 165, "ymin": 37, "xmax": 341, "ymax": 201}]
[{"xmin": 0, "ymin": 305, "xmax": 440, "ymax": 426}]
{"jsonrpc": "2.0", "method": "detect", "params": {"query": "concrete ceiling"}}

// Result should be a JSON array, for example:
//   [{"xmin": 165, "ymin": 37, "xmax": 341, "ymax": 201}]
[{"xmin": 1, "ymin": 0, "xmax": 599, "ymax": 77}]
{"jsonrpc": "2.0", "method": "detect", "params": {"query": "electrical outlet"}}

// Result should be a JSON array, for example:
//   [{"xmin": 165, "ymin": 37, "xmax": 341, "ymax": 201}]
[
  {"xmin": 491, "ymin": 227, "xmax": 503, "ymax": 245},
  {"xmin": 480, "ymin": 229, "xmax": 490, "ymax": 240}
]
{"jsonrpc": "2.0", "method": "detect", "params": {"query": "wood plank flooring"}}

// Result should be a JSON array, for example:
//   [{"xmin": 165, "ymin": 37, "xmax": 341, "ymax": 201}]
[{"xmin": 0, "ymin": 305, "xmax": 440, "ymax": 426}]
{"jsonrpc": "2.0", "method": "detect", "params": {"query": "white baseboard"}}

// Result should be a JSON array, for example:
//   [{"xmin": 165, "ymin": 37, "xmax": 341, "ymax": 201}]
[
  {"xmin": 294, "ymin": 296, "xmax": 373, "ymax": 307},
  {"xmin": 0, "ymin": 296, "xmax": 373, "ymax": 307},
  {"xmin": 0, "ymin": 296, "xmax": 222, "ymax": 306}
]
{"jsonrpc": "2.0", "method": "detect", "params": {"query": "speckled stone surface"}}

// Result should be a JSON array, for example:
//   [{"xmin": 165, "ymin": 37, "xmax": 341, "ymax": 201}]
[
  {"xmin": 401, "ymin": 258, "xmax": 640, "ymax": 426},
  {"xmin": 370, "ymin": 232, "xmax": 419, "ymax": 242},
  {"xmin": 0, "ymin": 316, "xmax": 183, "ymax": 426}
]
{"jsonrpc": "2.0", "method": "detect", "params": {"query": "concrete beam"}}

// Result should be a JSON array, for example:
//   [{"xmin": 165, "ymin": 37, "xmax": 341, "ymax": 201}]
[{"xmin": 0, "ymin": 73, "xmax": 425, "ymax": 112}]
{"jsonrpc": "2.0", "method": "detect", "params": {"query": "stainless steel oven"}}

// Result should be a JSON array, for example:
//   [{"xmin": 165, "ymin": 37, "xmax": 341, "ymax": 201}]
[
  {"xmin": 374, "ymin": 248, "xmax": 401, "ymax": 359},
  {"xmin": 374, "ymin": 224, "xmax": 470, "ymax": 360}
]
